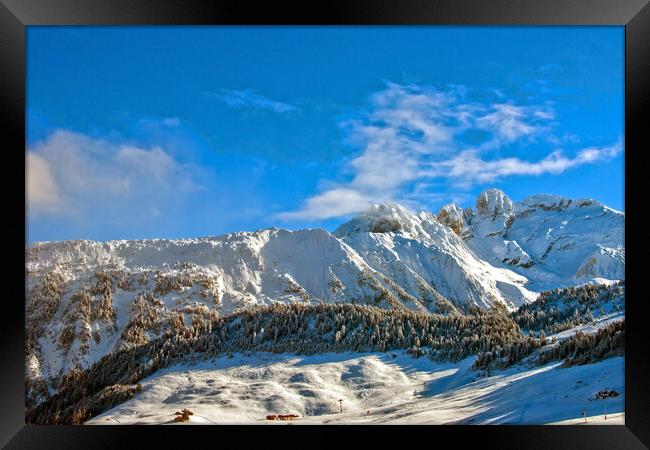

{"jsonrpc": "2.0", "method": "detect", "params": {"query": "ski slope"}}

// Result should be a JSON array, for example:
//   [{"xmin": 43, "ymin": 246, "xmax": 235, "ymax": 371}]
[{"xmin": 87, "ymin": 352, "xmax": 624, "ymax": 425}]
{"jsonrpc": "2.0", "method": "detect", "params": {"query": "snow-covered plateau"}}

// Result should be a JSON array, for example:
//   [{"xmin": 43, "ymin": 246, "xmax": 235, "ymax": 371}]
[{"xmin": 25, "ymin": 189, "xmax": 625, "ymax": 424}]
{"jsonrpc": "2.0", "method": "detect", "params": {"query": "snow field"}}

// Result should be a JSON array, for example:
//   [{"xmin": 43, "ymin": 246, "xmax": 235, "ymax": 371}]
[{"xmin": 88, "ymin": 352, "xmax": 624, "ymax": 425}]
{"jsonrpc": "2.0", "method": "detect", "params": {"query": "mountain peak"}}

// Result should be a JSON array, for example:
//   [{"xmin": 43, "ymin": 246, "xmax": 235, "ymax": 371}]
[
  {"xmin": 436, "ymin": 203, "xmax": 472, "ymax": 238},
  {"xmin": 334, "ymin": 202, "xmax": 418, "ymax": 236},
  {"xmin": 368, "ymin": 201, "xmax": 411, "ymax": 214},
  {"xmin": 476, "ymin": 188, "xmax": 514, "ymax": 218}
]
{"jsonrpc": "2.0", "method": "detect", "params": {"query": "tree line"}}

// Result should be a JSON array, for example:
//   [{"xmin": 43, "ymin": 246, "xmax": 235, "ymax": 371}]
[
  {"xmin": 511, "ymin": 281, "xmax": 624, "ymax": 335},
  {"xmin": 473, "ymin": 319, "xmax": 624, "ymax": 371}
]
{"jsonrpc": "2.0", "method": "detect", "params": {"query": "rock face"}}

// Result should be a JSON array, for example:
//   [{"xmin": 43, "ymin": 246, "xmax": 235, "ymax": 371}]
[
  {"xmin": 436, "ymin": 204, "xmax": 472, "ymax": 239},
  {"xmin": 471, "ymin": 189, "xmax": 518, "ymax": 239},
  {"xmin": 476, "ymin": 188, "xmax": 516, "ymax": 219},
  {"xmin": 24, "ymin": 188, "xmax": 624, "ymax": 393}
]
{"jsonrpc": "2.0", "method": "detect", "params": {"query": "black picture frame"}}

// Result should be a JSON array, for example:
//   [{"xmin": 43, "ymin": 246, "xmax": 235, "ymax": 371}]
[{"xmin": 2, "ymin": 0, "xmax": 648, "ymax": 448}]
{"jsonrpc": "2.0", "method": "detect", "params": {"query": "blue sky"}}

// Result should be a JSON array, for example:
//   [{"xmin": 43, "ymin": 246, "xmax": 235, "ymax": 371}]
[{"xmin": 26, "ymin": 26, "xmax": 624, "ymax": 242}]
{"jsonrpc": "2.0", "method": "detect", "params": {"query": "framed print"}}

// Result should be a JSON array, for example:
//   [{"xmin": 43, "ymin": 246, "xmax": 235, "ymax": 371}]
[{"xmin": 2, "ymin": 0, "xmax": 649, "ymax": 448}]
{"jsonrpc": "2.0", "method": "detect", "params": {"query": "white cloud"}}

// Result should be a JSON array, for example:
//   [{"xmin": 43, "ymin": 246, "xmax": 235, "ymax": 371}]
[
  {"xmin": 277, "ymin": 188, "xmax": 376, "ymax": 220},
  {"xmin": 277, "ymin": 84, "xmax": 460, "ymax": 220},
  {"xmin": 26, "ymin": 152, "xmax": 65, "ymax": 216},
  {"xmin": 204, "ymin": 89, "xmax": 299, "ymax": 113},
  {"xmin": 279, "ymin": 82, "xmax": 621, "ymax": 220},
  {"xmin": 476, "ymin": 103, "xmax": 551, "ymax": 147},
  {"xmin": 425, "ymin": 142, "xmax": 623, "ymax": 188},
  {"xmin": 26, "ymin": 129, "xmax": 202, "ymax": 219}
]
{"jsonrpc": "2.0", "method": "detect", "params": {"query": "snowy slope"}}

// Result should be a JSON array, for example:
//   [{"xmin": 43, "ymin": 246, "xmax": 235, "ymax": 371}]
[
  {"xmin": 26, "ymin": 227, "xmax": 433, "ymax": 312},
  {"xmin": 334, "ymin": 203, "xmax": 536, "ymax": 310},
  {"xmin": 26, "ymin": 228, "xmax": 440, "ymax": 382},
  {"xmin": 86, "ymin": 351, "xmax": 624, "ymax": 425}
]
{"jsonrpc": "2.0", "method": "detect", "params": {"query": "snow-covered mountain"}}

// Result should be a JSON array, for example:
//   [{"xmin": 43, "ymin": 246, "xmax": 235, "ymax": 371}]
[
  {"xmin": 440, "ymin": 189, "xmax": 624, "ymax": 290},
  {"xmin": 333, "ymin": 202, "xmax": 535, "ymax": 309},
  {"xmin": 25, "ymin": 188, "xmax": 624, "ymax": 385}
]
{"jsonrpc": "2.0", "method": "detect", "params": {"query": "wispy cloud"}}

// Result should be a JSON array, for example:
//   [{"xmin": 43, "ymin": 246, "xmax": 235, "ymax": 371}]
[
  {"xmin": 475, "ymin": 103, "xmax": 553, "ymax": 148},
  {"xmin": 161, "ymin": 117, "xmax": 181, "ymax": 127},
  {"xmin": 424, "ymin": 142, "xmax": 623, "ymax": 189},
  {"xmin": 278, "ymin": 188, "xmax": 377, "ymax": 220},
  {"xmin": 539, "ymin": 63, "xmax": 561, "ymax": 73},
  {"xmin": 279, "ymin": 82, "xmax": 621, "ymax": 221},
  {"xmin": 204, "ymin": 89, "xmax": 299, "ymax": 113}
]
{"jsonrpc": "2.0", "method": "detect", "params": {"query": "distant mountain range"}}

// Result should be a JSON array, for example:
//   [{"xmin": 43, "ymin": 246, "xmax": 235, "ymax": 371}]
[{"xmin": 25, "ymin": 188, "xmax": 624, "ymax": 385}]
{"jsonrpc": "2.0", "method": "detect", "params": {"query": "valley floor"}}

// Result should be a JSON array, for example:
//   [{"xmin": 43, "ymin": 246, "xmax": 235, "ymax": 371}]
[{"xmin": 87, "ymin": 351, "xmax": 624, "ymax": 425}]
